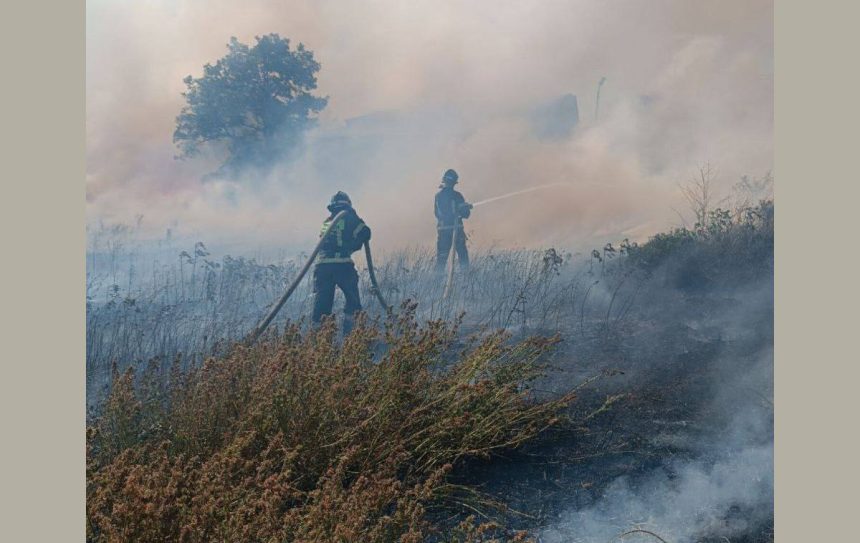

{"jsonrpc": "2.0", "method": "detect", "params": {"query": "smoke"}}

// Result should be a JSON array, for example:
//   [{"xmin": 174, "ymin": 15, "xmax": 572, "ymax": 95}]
[
  {"xmin": 472, "ymin": 183, "xmax": 570, "ymax": 207},
  {"xmin": 539, "ymin": 263, "xmax": 774, "ymax": 542},
  {"xmin": 539, "ymin": 443, "xmax": 773, "ymax": 543},
  {"xmin": 541, "ymin": 339, "xmax": 773, "ymax": 542},
  {"xmin": 87, "ymin": 0, "xmax": 772, "ymax": 253}
]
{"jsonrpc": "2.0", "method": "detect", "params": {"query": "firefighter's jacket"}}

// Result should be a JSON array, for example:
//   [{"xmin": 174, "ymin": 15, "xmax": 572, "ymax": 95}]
[
  {"xmin": 317, "ymin": 207, "xmax": 371, "ymax": 264},
  {"xmin": 434, "ymin": 186, "xmax": 471, "ymax": 230}
]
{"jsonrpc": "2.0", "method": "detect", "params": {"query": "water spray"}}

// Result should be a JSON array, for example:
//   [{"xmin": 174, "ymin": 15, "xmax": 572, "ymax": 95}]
[
  {"xmin": 471, "ymin": 182, "xmax": 570, "ymax": 208},
  {"xmin": 441, "ymin": 182, "xmax": 570, "ymax": 299},
  {"xmin": 472, "ymin": 179, "xmax": 627, "ymax": 209}
]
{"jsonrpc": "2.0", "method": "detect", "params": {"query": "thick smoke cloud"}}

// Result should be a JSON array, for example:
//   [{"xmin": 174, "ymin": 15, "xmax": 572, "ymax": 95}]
[{"xmin": 87, "ymin": 0, "xmax": 772, "ymax": 253}]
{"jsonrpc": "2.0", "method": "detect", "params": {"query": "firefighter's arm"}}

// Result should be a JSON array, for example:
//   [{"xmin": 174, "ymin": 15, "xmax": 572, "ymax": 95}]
[
  {"xmin": 456, "ymin": 193, "xmax": 472, "ymax": 219},
  {"xmin": 353, "ymin": 218, "xmax": 371, "ymax": 246}
]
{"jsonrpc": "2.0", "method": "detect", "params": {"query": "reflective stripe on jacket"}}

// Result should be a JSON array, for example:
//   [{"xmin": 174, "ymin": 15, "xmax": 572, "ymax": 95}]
[{"xmin": 317, "ymin": 208, "xmax": 371, "ymax": 264}]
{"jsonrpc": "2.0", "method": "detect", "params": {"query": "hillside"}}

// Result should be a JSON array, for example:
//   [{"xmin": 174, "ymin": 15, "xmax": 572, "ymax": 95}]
[{"xmin": 87, "ymin": 201, "xmax": 773, "ymax": 542}]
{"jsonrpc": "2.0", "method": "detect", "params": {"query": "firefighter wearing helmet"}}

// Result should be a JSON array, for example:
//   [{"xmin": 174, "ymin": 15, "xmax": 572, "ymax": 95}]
[
  {"xmin": 434, "ymin": 169, "xmax": 473, "ymax": 271},
  {"xmin": 312, "ymin": 191, "xmax": 371, "ymax": 335}
]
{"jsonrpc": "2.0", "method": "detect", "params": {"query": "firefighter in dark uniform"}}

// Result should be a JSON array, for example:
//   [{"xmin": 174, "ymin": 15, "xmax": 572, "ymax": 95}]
[
  {"xmin": 312, "ymin": 191, "xmax": 371, "ymax": 335},
  {"xmin": 435, "ymin": 169, "xmax": 473, "ymax": 271}
]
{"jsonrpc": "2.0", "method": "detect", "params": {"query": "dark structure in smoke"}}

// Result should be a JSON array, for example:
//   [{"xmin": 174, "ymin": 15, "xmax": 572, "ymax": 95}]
[
  {"xmin": 532, "ymin": 93, "xmax": 580, "ymax": 140},
  {"xmin": 173, "ymin": 33, "xmax": 327, "ymax": 176}
]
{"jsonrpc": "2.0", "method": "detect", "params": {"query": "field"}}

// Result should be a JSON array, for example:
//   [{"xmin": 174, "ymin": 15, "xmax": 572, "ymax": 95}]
[{"xmin": 86, "ymin": 201, "xmax": 773, "ymax": 542}]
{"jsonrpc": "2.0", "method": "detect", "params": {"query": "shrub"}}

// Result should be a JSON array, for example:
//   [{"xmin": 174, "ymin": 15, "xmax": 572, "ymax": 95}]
[
  {"xmin": 87, "ymin": 305, "xmax": 575, "ymax": 542},
  {"xmin": 626, "ymin": 200, "xmax": 774, "ymax": 289}
]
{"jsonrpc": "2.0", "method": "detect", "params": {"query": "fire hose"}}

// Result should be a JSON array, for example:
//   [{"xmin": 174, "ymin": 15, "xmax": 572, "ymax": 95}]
[
  {"xmin": 249, "ymin": 210, "xmax": 390, "ymax": 343},
  {"xmin": 363, "ymin": 239, "xmax": 391, "ymax": 313},
  {"xmin": 442, "ymin": 183, "xmax": 570, "ymax": 298},
  {"xmin": 252, "ymin": 182, "xmax": 573, "ymax": 339},
  {"xmin": 442, "ymin": 225, "xmax": 460, "ymax": 300}
]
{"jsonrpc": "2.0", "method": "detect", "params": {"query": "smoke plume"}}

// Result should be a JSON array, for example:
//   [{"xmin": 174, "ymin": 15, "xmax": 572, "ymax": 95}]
[{"xmin": 87, "ymin": 0, "xmax": 772, "ymax": 253}]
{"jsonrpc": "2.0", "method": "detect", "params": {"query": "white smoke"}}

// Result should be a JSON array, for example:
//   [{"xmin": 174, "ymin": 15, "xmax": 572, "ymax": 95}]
[
  {"xmin": 540, "ymin": 329, "xmax": 774, "ymax": 542},
  {"xmin": 87, "ymin": 0, "xmax": 773, "ymax": 253},
  {"xmin": 540, "ymin": 445, "xmax": 773, "ymax": 543}
]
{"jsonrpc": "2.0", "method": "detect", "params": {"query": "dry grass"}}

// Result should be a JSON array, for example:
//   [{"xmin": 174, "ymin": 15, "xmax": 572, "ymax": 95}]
[
  {"xmin": 85, "ymin": 244, "xmax": 607, "ymax": 409},
  {"xmin": 87, "ymin": 305, "xmax": 576, "ymax": 542}
]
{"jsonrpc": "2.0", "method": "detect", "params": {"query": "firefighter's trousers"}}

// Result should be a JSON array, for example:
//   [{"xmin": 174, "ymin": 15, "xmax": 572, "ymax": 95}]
[
  {"xmin": 312, "ymin": 262, "xmax": 362, "ymax": 334},
  {"xmin": 436, "ymin": 227, "xmax": 469, "ymax": 271}
]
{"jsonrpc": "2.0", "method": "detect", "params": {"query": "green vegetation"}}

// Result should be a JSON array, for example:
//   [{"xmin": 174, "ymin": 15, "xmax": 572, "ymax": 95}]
[
  {"xmin": 626, "ymin": 199, "xmax": 774, "ymax": 286},
  {"xmin": 173, "ymin": 34, "xmax": 327, "ymax": 174}
]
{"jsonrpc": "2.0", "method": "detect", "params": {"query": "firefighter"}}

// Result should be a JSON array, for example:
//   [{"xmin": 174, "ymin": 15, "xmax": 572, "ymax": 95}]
[
  {"xmin": 312, "ymin": 191, "xmax": 371, "ymax": 335},
  {"xmin": 435, "ymin": 169, "xmax": 473, "ymax": 271}
]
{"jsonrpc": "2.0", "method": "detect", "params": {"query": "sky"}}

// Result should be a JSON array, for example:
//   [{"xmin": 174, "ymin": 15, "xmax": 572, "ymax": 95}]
[{"xmin": 86, "ymin": 0, "xmax": 773, "ymax": 254}]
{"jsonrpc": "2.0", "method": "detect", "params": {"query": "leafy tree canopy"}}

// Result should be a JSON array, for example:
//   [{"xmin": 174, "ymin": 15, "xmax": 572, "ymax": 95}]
[{"xmin": 174, "ymin": 34, "xmax": 327, "ymax": 175}]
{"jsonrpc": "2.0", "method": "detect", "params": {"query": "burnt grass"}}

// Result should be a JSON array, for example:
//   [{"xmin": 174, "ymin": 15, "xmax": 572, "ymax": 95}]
[
  {"xmin": 452, "ymin": 319, "xmax": 773, "ymax": 541},
  {"xmin": 446, "ymin": 207, "xmax": 774, "ymax": 541}
]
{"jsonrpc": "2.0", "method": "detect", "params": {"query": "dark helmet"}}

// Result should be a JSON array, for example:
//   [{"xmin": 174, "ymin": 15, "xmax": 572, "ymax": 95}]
[
  {"xmin": 327, "ymin": 191, "xmax": 352, "ymax": 212},
  {"xmin": 442, "ymin": 169, "xmax": 459, "ymax": 185}
]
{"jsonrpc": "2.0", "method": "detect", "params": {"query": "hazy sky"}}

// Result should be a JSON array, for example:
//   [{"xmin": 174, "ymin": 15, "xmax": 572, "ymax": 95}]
[{"xmin": 87, "ymin": 0, "xmax": 773, "ymax": 253}]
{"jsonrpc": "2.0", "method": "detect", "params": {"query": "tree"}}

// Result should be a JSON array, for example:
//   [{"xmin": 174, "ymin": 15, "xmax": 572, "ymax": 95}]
[
  {"xmin": 173, "ymin": 34, "xmax": 327, "ymax": 174},
  {"xmin": 679, "ymin": 162, "xmax": 718, "ymax": 230}
]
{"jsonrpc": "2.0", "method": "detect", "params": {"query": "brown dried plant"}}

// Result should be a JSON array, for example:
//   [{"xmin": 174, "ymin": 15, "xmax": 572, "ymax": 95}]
[{"xmin": 87, "ymin": 304, "xmax": 575, "ymax": 542}]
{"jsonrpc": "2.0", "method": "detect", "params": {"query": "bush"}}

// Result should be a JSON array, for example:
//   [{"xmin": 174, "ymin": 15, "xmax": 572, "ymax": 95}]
[
  {"xmin": 87, "ymin": 305, "xmax": 575, "ymax": 542},
  {"xmin": 625, "ymin": 200, "xmax": 774, "ymax": 289}
]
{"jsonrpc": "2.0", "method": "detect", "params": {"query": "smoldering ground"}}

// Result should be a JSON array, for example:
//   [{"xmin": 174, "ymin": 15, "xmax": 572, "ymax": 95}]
[
  {"xmin": 87, "ymin": 0, "xmax": 772, "ymax": 252},
  {"xmin": 442, "ymin": 233, "xmax": 774, "ymax": 541},
  {"xmin": 538, "ymin": 278, "xmax": 774, "ymax": 542}
]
